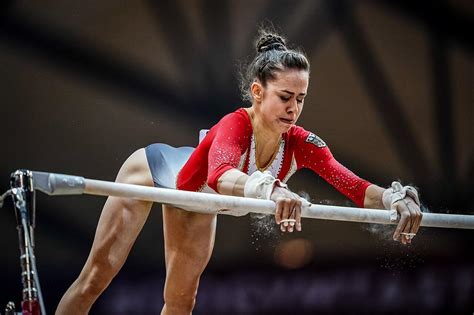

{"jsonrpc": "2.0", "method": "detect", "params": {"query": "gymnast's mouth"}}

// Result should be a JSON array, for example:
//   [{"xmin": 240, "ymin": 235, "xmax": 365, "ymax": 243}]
[{"xmin": 279, "ymin": 118, "xmax": 294, "ymax": 124}]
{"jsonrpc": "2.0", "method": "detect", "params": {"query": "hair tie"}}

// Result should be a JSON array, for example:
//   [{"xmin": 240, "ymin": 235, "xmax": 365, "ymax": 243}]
[{"xmin": 258, "ymin": 42, "xmax": 286, "ymax": 53}]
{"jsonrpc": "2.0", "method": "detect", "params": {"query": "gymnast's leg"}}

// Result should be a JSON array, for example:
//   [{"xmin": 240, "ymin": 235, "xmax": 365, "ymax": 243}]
[
  {"xmin": 161, "ymin": 205, "xmax": 217, "ymax": 315},
  {"xmin": 56, "ymin": 148, "xmax": 154, "ymax": 314}
]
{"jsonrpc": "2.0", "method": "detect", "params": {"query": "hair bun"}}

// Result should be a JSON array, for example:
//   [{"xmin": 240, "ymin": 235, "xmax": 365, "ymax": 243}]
[{"xmin": 256, "ymin": 33, "xmax": 287, "ymax": 53}]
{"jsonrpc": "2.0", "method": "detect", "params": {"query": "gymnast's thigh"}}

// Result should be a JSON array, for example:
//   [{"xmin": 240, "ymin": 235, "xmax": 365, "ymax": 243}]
[
  {"xmin": 85, "ymin": 148, "xmax": 154, "ymax": 271},
  {"xmin": 162, "ymin": 204, "xmax": 217, "ymax": 267}
]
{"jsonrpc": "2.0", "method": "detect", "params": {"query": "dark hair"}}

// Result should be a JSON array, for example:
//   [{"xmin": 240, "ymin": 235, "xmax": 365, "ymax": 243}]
[{"xmin": 240, "ymin": 28, "xmax": 310, "ymax": 102}]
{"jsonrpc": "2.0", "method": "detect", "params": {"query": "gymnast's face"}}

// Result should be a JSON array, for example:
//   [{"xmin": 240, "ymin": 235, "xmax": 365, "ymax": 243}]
[{"xmin": 252, "ymin": 68, "xmax": 309, "ymax": 134}]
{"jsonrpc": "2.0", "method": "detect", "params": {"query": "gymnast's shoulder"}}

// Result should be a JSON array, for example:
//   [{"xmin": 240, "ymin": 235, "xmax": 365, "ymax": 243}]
[{"xmin": 286, "ymin": 124, "xmax": 328, "ymax": 150}]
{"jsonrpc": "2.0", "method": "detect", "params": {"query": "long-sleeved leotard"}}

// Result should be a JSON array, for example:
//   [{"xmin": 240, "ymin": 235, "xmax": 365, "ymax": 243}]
[{"xmin": 177, "ymin": 108, "xmax": 371, "ymax": 207}]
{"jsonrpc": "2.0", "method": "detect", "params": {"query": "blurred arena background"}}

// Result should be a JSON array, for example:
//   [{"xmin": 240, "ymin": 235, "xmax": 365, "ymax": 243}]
[{"xmin": 0, "ymin": 0, "xmax": 472, "ymax": 314}]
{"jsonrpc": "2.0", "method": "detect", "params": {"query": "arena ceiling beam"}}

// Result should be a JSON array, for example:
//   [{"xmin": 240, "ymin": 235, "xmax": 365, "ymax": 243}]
[{"xmin": 0, "ymin": 13, "xmax": 215, "ymax": 121}]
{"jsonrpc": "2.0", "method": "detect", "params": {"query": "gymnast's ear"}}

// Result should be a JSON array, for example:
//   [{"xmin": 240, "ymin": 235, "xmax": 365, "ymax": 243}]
[{"xmin": 251, "ymin": 81, "xmax": 263, "ymax": 103}]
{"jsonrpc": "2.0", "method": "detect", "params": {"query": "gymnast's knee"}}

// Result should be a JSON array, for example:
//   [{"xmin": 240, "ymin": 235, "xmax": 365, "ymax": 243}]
[
  {"xmin": 76, "ymin": 259, "xmax": 118, "ymax": 299},
  {"xmin": 162, "ymin": 290, "xmax": 197, "ymax": 314}
]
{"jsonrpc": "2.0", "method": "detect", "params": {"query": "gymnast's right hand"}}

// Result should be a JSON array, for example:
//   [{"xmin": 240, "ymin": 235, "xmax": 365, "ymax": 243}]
[
  {"xmin": 242, "ymin": 170, "xmax": 305, "ymax": 233},
  {"xmin": 270, "ymin": 185, "xmax": 302, "ymax": 233},
  {"xmin": 218, "ymin": 169, "xmax": 305, "ymax": 232}
]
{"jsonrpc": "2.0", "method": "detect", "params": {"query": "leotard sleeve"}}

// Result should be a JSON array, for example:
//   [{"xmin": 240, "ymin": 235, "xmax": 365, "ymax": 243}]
[
  {"xmin": 293, "ymin": 128, "xmax": 371, "ymax": 207},
  {"xmin": 206, "ymin": 110, "xmax": 251, "ymax": 191}
]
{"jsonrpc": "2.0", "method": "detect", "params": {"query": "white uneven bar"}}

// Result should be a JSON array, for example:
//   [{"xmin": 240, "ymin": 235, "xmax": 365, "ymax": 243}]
[{"xmin": 84, "ymin": 178, "xmax": 474, "ymax": 229}]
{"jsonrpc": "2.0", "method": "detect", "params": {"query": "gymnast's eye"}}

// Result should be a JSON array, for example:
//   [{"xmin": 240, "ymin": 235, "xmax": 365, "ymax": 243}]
[
  {"xmin": 280, "ymin": 96, "xmax": 290, "ymax": 102},
  {"xmin": 296, "ymin": 98, "xmax": 304, "ymax": 104}
]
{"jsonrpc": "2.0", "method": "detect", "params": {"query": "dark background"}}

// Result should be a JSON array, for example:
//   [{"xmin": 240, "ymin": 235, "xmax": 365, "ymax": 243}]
[{"xmin": 1, "ymin": 0, "xmax": 473, "ymax": 314}]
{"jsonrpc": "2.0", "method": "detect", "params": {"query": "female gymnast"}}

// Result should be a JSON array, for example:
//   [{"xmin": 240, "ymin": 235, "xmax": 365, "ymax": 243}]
[{"xmin": 56, "ymin": 29, "xmax": 422, "ymax": 315}]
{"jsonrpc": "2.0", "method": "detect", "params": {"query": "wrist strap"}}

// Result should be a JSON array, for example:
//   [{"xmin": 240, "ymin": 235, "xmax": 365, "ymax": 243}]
[
  {"xmin": 244, "ymin": 171, "xmax": 287, "ymax": 199},
  {"xmin": 382, "ymin": 181, "xmax": 420, "ymax": 221}
]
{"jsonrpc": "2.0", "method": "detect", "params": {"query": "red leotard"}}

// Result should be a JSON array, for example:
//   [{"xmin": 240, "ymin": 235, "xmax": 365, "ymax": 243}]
[{"xmin": 177, "ymin": 108, "xmax": 371, "ymax": 207}]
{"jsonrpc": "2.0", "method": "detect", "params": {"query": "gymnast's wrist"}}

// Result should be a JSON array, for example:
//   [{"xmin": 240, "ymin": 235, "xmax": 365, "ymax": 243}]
[
  {"xmin": 382, "ymin": 181, "xmax": 420, "ymax": 208},
  {"xmin": 382, "ymin": 181, "xmax": 420, "ymax": 220},
  {"xmin": 244, "ymin": 170, "xmax": 287, "ymax": 200}
]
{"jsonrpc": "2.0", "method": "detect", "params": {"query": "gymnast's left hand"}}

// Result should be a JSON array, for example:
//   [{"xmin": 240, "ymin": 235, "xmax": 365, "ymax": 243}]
[
  {"xmin": 382, "ymin": 182, "xmax": 423, "ymax": 245},
  {"xmin": 392, "ymin": 197, "xmax": 422, "ymax": 245},
  {"xmin": 270, "ymin": 186, "xmax": 302, "ymax": 233}
]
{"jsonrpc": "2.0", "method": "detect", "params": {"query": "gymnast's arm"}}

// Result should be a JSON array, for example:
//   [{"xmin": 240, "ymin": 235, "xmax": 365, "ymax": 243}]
[
  {"xmin": 299, "ymin": 134, "xmax": 422, "ymax": 243},
  {"xmin": 363, "ymin": 185, "xmax": 385, "ymax": 209},
  {"xmin": 216, "ymin": 169, "xmax": 248, "ymax": 196},
  {"xmin": 298, "ymin": 142, "xmax": 371, "ymax": 208}
]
